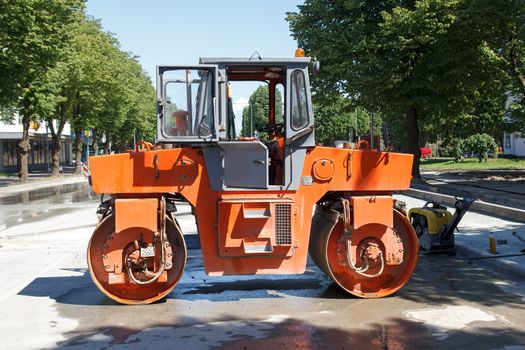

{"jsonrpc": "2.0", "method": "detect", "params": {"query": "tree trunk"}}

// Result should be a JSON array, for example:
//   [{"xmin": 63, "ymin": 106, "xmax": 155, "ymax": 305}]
[
  {"xmin": 48, "ymin": 105, "xmax": 67, "ymax": 177},
  {"xmin": 92, "ymin": 132, "xmax": 99, "ymax": 156},
  {"xmin": 510, "ymin": 42, "xmax": 525, "ymax": 102},
  {"xmin": 73, "ymin": 126, "xmax": 83, "ymax": 174},
  {"xmin": 18, "ymin": 97, "xmax": 31, "ymax": 182},
  {"xmin": 405, "ymin": 105, "xmax": 421, "ymax": 179},
  {"xmin": 473, "ymin": 101, "xmax": 482, "ymax": 134},
  {"xmin": 50, "ymin": 135, "xmax": 61, "ymax": 177},
  {"xmin": 104, "ymin": 135, "xmax": 111, "ymax": 154}
]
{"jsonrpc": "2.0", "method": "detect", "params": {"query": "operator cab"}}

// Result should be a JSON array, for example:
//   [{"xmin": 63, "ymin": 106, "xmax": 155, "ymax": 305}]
[{"xmin": 156, "ymin": 56, "xmax": 315, "ymax": 190}]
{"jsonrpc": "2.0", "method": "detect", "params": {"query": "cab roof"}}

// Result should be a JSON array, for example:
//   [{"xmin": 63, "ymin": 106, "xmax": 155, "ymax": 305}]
[{"xmin": 199, "ymin": 57, "xmax": 311, "ymax": 65}]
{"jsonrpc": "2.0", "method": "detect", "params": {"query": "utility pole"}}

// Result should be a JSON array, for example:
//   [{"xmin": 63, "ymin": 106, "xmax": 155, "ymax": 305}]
[
  {"xmin": 45, "ymin": 122, "xmax": 50, "ymax": 174},
  {"xmin": 84, "ymin": 130, "xmax": 91, "ymax": 171},
  {"xmin": 370, "ymin": 111, "xmax": 375, "ymax": 149},
  {"xmin": 250, "ymin": 104, "xmax": 253, "ymax": 137}
]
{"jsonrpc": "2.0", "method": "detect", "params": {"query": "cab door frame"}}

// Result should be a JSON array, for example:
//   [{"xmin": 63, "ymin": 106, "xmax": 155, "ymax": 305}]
[{"xmin": 156, "ymin": 65, "xmax": 220, "ymax": 143}]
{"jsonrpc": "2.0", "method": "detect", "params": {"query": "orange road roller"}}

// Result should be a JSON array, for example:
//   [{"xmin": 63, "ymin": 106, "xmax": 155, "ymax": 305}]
[{"xmin": 87, "ymin": 54, "xmax": 418, "ymax": 304}]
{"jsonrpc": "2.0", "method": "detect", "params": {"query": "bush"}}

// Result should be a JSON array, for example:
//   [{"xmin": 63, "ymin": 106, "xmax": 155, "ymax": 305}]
[
  {"xmin": 463, "ymin": 133, "xmax": 497, "ymax": 163},
  {"xmin": 452, "ymin": 139, "xmax": 464, "ymax": 163}
]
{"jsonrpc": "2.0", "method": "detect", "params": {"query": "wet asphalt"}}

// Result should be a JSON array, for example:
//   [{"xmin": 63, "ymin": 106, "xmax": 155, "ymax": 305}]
[{"xmin": 0, "ymin": 186, "xmax": 524, "ymax": 349}]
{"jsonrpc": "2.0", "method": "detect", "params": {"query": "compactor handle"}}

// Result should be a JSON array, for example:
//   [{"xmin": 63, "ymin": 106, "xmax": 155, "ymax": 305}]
[{"xmin": 454, "ymin": 190, "xmax": 475, "ymax": 204}]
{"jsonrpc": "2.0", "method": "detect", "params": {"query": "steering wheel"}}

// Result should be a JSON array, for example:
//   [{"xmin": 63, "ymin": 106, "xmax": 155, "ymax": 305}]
[{"xmin": 256, "ymin": 122, "xmax": 284, "ymax": 136}]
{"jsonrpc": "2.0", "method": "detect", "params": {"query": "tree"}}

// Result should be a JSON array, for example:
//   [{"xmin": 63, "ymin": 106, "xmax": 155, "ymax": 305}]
[
  {"xmin": 287, "ymin": 0, "xmax": 505, "ymax": 178},
  {"xmin": 67, "ymin": 18, "xmax": 155, "ymax": 165},
  {"xmin": 241, "ymin": 85, "xmax": 283, "ymax": 138},
  {"xmin": 0, "ymin": 0, "xmax": 85, "ymax": 181},
  {"xmin": 312, "ymin": 94, "xmax": 380, "ymax": 146},
  {"xmin": 484, "ymin": 0, "xmax": 525, "ymax": 133},
  {"xmin": 463, "ymin": 133, "xmax": 498, "ymax": 162}
]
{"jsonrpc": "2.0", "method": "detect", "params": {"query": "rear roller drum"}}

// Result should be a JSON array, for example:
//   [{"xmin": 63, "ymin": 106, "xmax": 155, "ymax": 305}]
[
  {"xmin": 87, "ymin": 214, "xmax": 186, "ymax": 304},
  {"xmin": 310, "ymin": 208, "xmax": 418, "ymax": 298}
]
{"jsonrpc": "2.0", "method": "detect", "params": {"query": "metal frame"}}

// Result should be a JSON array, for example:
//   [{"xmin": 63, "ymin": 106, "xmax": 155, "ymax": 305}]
[{"xmin": 156, "ymin": 65, "xmax": 220, "ymax": 143}]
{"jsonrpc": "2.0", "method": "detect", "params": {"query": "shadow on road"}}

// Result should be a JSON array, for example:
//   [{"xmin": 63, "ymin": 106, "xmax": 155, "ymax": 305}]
[
  {"xmin": 18, "ymin": 253, "xmax": 525, "ymax": 310},
  {"xmin": 398, "ymin": 254, "xmax": 525, "ymax": 309},
  {"xmin": 51, "ymin": 314, "xmax": 525, "ymax": 350},
  {"xmin": 16, "ymin": 254, "xmax": 525, "ymax": 349}
]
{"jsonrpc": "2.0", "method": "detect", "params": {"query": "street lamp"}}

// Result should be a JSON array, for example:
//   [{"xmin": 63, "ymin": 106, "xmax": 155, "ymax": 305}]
[{"xmin": 45, "ymin": 122, "xmax": 50, "ymax": 174}]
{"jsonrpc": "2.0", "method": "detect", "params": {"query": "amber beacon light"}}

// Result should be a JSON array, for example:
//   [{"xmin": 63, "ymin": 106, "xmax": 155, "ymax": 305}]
[{"xmin": 295, "ymin": 48, "xmax": 305, "ymax": 57}]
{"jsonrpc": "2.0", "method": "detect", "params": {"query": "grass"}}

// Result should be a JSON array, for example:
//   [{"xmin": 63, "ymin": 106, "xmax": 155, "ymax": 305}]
[{"xmin": 420, "ymin": 157, "xmax": 525, "ymax": 171}]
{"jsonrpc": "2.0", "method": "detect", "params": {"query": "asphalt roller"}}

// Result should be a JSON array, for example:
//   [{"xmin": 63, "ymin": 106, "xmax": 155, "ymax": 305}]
[{"xmin": 86, "ymin": 52, "xmax": 419, "ymax": 304}]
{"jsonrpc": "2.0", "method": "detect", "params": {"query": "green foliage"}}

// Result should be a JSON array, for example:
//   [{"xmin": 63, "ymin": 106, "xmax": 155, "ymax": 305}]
[
  {"xmin": 241, "ymin": 85, "xmax": 283, "ymax": 138},
  {"xmin": 313, "ymin": 95, "xmax": 353, "ymax": 145},
  {"xmin": 463, "ymin": 133, "xmax": 498, "ymax": 163},
  {"xmin": 287, "ymin": 0, "xmax": 513, "ymax": 176},
  {"xmin": 0, "ymin": 0, "xmax": 86, "ymax": 179},
  {"xmin": 312, "ymin": 94, "xmax": 381, "ymax": 146},
  {"xmin": 452, "ymin": 139, "xmax": 464, "ymax": 163},
  {"xmin": 68, "ymin": 18, "xmax": 156, "ymax": 152},
  {"xmin": 0, "ymin": 0, "xmax": 85, "ymax": 114},
  {"xmin": 0, "ymin": 2, "xmax": 156, "ymax": 177}
]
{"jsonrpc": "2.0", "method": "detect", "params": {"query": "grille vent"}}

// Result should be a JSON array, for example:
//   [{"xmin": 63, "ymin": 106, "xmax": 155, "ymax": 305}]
[{"xmin": 275, "ymin": 204, "xmax": 292, "ymax": 245}]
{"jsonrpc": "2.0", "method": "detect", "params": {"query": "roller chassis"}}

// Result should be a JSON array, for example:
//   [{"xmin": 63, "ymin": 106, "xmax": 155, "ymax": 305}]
[{"xmin": 87, "ymin": 56, "xmax": 419, "ymax": 304}]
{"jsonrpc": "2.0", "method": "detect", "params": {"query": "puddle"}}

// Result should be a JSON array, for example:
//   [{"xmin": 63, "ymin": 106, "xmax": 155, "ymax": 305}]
[{"xmin": 0, "ymin": 183, "xmax": 93, "ymax": 205}]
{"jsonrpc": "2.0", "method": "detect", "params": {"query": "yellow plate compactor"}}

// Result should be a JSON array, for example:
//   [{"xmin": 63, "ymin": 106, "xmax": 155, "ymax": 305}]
[{"xmin": 409, "ymin": 190, "xmax": 475, "ymax": 252}]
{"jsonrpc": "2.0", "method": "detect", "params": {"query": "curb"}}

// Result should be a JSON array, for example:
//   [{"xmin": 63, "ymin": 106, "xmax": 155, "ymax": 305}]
[
  {"xmin": 403, "ymin": 188, "xmax": 525, "ymax": 223},
  {"xmin": 455, "ymin": 243, "xmax": 525, "ymax": 281}
]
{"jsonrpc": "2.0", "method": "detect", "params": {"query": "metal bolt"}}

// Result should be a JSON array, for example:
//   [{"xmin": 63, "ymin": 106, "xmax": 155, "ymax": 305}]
[
  {"xmin": 102, "ymin": 255, "xmax": 107, "ymax": 259},
  {"xmin": 103, "ymin": 245, "xmax": 109, "ymax": 250},
  {"xmin": 167, "ymin": 253, "xmax": 172, "ymax": 257},
  {"xmin": 399, "ymin": 249, "xmax": 404, "ymax": 253},
  {"xmin": 104, "ymin": 265, "xmax": 109, "ymax": 269},
  {"xmin": 397, "ymin": 239, "xmax": 402, "ymax": 243}
]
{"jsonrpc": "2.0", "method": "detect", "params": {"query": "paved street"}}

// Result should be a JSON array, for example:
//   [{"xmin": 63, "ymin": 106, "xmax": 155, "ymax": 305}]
[{"xmin": 0, "ymin": 184, "xmax": 524, "ymax": 349}]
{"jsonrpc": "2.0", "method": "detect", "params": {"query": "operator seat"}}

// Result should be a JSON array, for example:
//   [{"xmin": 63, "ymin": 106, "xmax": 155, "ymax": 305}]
[{"xmin": 172, "ymin": 111, "xmax": 189, "ymax": 136}]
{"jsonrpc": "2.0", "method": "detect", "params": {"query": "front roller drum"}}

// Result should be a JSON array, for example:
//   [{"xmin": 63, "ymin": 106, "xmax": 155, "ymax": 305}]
[
  {"xmin": 87, "ymin": 214, "xmax": 186, "ymax": 304},
  {"xmin": 310, "ymin": 207, "xmax": 418, "ymax": 298}
]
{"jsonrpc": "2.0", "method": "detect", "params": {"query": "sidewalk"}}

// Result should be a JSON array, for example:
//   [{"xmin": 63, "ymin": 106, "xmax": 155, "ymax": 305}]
[
  {"xmin": 401, "ymin": 170, "xmax": 525, "ymax": 280},
  {"xmin": 0, "ymin": 171, "xmax": 87, "ymax": 197}
]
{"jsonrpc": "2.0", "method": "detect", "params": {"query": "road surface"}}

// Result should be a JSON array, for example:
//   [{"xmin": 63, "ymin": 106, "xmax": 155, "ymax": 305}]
[{"xmin": 0, "ymin": 184, "xmax": 524, "ymax": 349}]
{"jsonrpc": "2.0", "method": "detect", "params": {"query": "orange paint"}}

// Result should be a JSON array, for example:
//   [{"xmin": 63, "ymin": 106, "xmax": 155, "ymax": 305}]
[{"xmin": 89, "ymin": 147, "xmax": 413, "ymax": 274}]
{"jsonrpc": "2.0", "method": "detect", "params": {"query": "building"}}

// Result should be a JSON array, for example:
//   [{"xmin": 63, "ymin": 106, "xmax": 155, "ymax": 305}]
[
  {"xmin": 502, "ymin": 95, "xmax": 525, "ymax": 157},
  {"xmin": 503, "ymin": 132, "xmax": 525, "ymax": 157},
  {"xmin": 0, "ymin": 116, "xmax": 74, "ymax": 173}
]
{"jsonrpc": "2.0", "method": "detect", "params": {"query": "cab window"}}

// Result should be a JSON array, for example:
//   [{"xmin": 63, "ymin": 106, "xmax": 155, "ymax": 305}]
[
  {"xmin": 162, "ymin": 68, "xmax": 214, "ymax": 139},
  {"xmin": 290, "ymin": 69, "xmax": 309, "ymax": 130}
]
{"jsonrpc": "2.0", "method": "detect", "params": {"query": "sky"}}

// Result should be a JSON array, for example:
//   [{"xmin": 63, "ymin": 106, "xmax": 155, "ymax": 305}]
[{"xmin": 85, "ymin": 0, "xmax": 305, "ymax": 132}]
